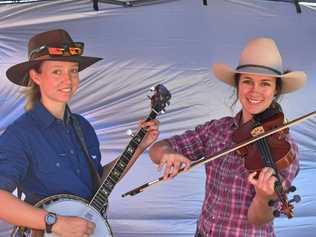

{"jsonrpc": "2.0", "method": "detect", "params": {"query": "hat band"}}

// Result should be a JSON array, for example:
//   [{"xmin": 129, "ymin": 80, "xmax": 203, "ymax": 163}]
[
  {"xmin": 236, "ymin": 64, "xmax": 282, "ymax": 76},
  {"xmin": 29, "ymin": 42, "xmax": 84, "ymax": 60},
  {"xmin": 30, "ymin": 55, "xmax": 53, "ymax": 61},
  {"xmin": 29, "ymin": 54, "xmax": 80, "ymax": 62}
]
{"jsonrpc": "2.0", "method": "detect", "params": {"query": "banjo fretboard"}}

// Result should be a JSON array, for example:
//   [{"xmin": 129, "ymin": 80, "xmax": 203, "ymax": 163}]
[{"xmin": 89, "ymin": 85, "xmax": 171, "ymax": 212}]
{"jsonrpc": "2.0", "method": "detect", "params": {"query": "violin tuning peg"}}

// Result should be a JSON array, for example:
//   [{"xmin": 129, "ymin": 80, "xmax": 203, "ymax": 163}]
[
  {"xmin": 289, "ymin": 195, "xmax": 301, "ymax": 204},
  {"xmin": 150, "ymin": 86, "xmax": 155, "ymax": 92},
  {"xmin": 287, "ymin": 186, "xmax": 296, "ymax": 193},
  {"xmin": 126, "ymin": 129, "xmax": 135, "ymax": 137},
  {"xmin": 273, "ymin": 209, "xmax": 281, "ymax": 217}
]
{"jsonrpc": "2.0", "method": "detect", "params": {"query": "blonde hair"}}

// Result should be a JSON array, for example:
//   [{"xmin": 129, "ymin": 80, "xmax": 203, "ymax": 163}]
[{"xmin": 23, "ymin": 64, "xmax": 42, "ymax": 111}]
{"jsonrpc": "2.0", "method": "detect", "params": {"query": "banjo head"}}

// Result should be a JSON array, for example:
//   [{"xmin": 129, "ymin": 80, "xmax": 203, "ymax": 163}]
[{"xmin": 32, "ymin": 194, "xmax": 112, "ymax": 237}]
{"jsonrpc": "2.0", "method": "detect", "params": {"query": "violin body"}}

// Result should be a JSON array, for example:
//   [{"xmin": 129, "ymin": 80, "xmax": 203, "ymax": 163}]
[{"xmin": 232, "ymin": 111, "xmax": 296, "ymax": 172}]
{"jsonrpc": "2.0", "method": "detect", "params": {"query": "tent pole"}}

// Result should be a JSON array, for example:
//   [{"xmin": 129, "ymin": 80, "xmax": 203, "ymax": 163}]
[{"xmin": 293, "ymin": 0, "xmax": 302, "ymax": 13}]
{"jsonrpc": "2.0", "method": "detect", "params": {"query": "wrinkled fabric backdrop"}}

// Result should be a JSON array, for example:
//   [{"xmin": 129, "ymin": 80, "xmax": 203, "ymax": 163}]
[{"xmin": 0, "ymin": 0, "xmax": 315, "ymax": 236}]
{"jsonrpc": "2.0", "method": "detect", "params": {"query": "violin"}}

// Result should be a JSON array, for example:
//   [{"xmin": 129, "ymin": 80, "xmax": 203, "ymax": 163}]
[
  {"xmin": 232, "ymin": 102, "xmax": 300, "ymax": 218},
  {"xmin": 232, "ymin": 103, "xmax": 295, "ymax": 173}
]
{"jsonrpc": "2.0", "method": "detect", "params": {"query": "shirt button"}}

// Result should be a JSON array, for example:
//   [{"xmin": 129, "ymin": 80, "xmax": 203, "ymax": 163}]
[
  {"xmin": 211, "ymin": 216, "xmax": 215, "ymax": 220},
  {"xmin": 76, "ymin": 169, "xmax": 80, "ymax": 174},
  {"xmin": 70, "ymin": 149, "xmax": 75, "ymax": 155},
  {"xmin": 56, "ymin": 162, "xmax": 60, "ymax": 167}
]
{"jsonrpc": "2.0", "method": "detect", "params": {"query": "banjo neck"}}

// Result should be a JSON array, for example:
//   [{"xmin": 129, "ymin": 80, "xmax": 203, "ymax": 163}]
[
  {"xmin": 89, "ymin": 84, "xmax": 171, "ymax": 212},
  {"xmin": 89, "ymin": 109, "xmax": 158, "ymax": 212}
]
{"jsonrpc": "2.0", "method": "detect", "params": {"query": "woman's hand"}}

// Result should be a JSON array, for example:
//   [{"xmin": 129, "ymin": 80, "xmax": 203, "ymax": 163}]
[
  {"xmin": 248, "ymin": 167, "xmax": 278, "ymax": 201},
  {"xmin": 52, "ymin": 215, "xmax": 96, "ymax": 237},
  {"xmin": 247, "ymin": 167, "xmax": 284, "ymax": 224},
  {"xmin": 138, "ymin": 119, "xmax": 160, "ymax": 151},
  {"xmin": 158, "ymin": 152, "xmax": 191, "ymax": 180}
]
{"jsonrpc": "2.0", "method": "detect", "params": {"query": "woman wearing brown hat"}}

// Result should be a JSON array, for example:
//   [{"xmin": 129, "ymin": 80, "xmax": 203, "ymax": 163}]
[
  {"xmin": 149, "ymin": 38, "xmax": 307, "ymax": 236},
  {"xmin": 0, "ymin": 29, "xmax": 159, "ymax": 236}
]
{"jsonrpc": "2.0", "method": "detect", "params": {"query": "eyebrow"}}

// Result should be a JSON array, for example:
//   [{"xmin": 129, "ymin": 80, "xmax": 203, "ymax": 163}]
[
  {"xmin": 241, "ymin": 76, "xmax": 274, "ymax": 82},
  {"xmin": 50, "ymin": 64, "xmax": 79, "ymax": 68}
]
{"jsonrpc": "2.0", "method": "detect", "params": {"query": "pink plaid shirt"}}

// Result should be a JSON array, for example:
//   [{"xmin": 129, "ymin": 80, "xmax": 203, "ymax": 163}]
[{"xmin": 168, "ymin": 112, "xmax": 299, "ymax": 237}]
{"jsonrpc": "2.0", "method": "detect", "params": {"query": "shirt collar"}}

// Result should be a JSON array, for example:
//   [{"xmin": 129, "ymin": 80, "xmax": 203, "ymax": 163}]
[{"xmin": 31, "ymin": 102, "xmax": 71, "ymax": 129}]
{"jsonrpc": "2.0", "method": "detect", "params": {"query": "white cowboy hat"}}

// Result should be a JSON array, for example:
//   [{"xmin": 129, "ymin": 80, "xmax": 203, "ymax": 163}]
[{"xmin": 212, "ymin": 37, "xmax": 307, "ymax": 94}]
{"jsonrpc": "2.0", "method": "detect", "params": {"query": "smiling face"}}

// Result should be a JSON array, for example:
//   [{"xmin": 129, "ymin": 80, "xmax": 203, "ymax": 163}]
[
  {"xmin": 29, "ymin": 60, "xmax": 79, "ymax": 112},
  {"xmin": 237, "ymin": 73, "xmax": 278, "ymax": 123}
]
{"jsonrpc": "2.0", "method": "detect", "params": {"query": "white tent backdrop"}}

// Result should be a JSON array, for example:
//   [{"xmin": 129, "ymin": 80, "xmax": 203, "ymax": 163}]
[{"xmin": 0, "ymin": 0, "xmax": 315, "ymax": 236}]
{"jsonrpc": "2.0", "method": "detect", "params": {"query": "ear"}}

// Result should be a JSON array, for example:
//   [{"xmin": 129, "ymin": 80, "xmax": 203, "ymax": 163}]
[{"xmin": 29, "ymin": 69, "xmax": 41, "ymax": 86}]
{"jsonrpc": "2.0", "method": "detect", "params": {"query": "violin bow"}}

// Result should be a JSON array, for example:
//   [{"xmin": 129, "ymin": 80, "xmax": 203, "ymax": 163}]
[{"xmin": 122, "ymin": 111, "xmax": 316, "ymax": 198}]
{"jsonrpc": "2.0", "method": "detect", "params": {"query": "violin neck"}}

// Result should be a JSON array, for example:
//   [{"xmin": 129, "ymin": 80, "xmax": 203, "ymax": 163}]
[{"xmin": 256, "ymin": 138, "xmax": 276, "ymax": 170}]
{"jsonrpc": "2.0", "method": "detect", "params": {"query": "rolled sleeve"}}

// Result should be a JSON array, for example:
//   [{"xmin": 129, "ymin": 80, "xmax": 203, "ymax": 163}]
[
  {"xmin": 0, "ymin": 126, "xmax": 29, "ymax": 192},
  {"xmin": 167, "ymin": 120, "xmax": 215, "ymax": 161}
]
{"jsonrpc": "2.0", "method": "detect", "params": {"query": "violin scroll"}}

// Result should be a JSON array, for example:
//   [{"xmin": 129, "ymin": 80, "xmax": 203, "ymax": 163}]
[{"xmin": 268, "ymin": 185, "xmax": 301, "ymax": 218}]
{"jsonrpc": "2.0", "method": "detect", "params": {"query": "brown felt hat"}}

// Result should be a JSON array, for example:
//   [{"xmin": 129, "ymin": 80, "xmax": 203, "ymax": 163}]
[{"xmin": 6, "ymin": 29, "xmax": 102, "ymax": 87}]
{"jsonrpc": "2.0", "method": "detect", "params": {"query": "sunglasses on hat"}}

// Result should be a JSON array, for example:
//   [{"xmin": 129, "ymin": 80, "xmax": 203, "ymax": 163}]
[{"xmin": 29, "ymin": 42, "xmax": 84, "ymax": 59}]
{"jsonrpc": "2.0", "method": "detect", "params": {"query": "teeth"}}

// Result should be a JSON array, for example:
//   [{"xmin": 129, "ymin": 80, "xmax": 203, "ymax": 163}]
[
  {"xmin": 60, "ymin": 88, "xmax": 71, "ymax": 92},
  {"xmin": 248, "ymin": 99, "xmax": 261, "ymax": 104}
]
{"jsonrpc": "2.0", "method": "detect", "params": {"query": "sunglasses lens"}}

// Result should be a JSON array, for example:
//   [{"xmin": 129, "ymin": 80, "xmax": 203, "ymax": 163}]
[
  {"xmin": 69, "ymin": 47, "xmax": 82, "ymax": 55},
  {"xmin": 48, "ymin": 47, "xmax": 65, "ymax": 55}
]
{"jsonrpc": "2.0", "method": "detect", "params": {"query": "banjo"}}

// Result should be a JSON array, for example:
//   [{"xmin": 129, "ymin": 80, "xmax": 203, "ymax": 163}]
[{"xmin": 12, "ymin": 84, "xmax": 171, "ymax": 237}]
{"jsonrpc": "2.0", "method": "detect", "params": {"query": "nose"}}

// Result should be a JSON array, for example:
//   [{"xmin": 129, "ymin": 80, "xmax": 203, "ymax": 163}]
[
  {"xmin": 62, "ymin": 71, "xmax": 72, "ymax": 84},
  {"xmin": 250, "ymin": 81, "xmax": 261, "ymax": 93}
]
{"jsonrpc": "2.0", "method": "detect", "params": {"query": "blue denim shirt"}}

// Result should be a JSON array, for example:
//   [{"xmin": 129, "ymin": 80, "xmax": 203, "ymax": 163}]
[{"xmin": 0, "ymin": 102, "xmax": 102, "ymax": 204}]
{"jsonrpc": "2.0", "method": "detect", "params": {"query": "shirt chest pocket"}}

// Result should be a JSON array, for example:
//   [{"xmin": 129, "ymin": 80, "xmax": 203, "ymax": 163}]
[{"xmin": 33, "ymin": 148, "xmax": 72, "ymax": 175}]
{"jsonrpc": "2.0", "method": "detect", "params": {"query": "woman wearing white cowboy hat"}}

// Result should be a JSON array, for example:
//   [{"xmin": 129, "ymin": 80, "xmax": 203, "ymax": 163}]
[
  {"xmin": 149, "ymin": 37, "xmax": 307, "ymax": 237},
  {"xmin": 0, "ymin": 29, "xmax": 160, "ymax": 236}
]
